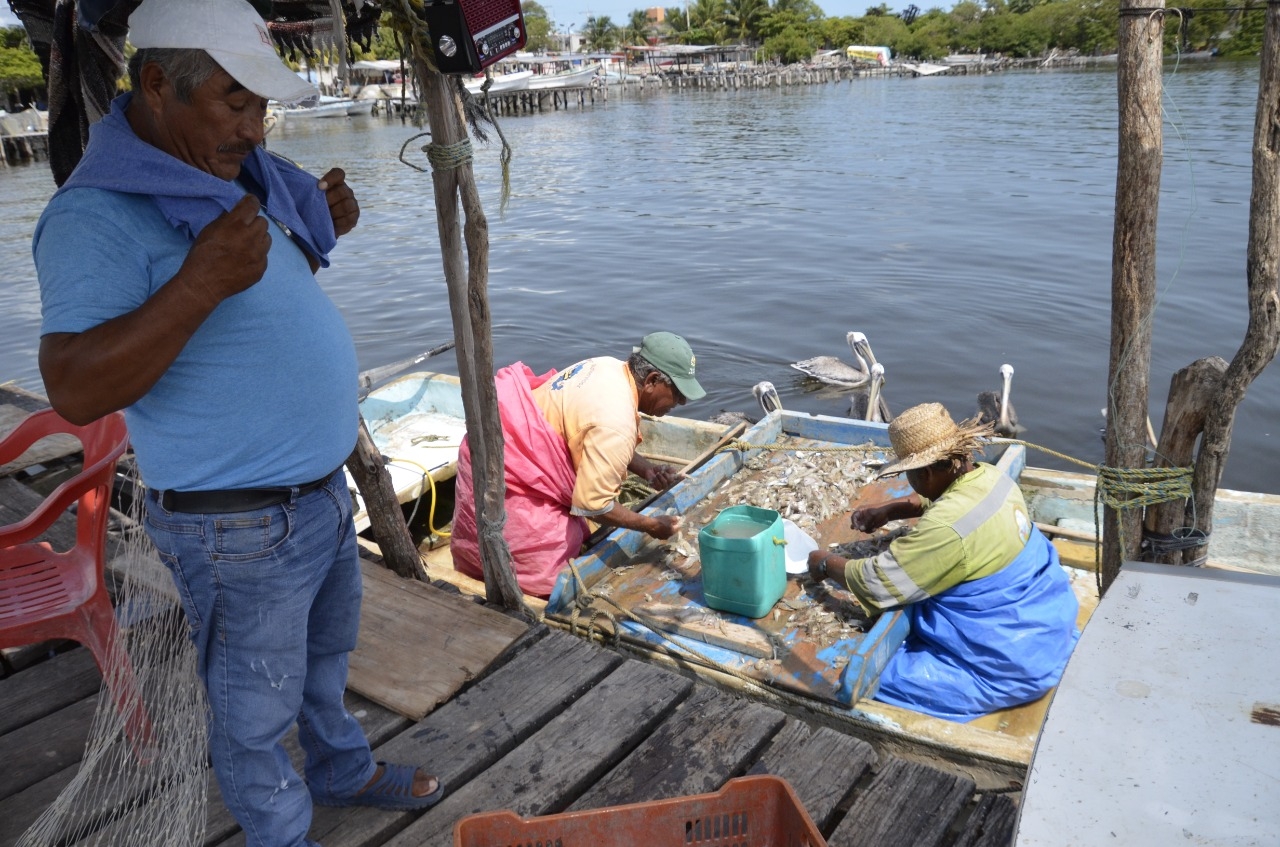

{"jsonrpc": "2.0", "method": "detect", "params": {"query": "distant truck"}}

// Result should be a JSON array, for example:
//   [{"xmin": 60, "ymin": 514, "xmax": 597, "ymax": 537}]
[{"xmin": 846, "ymin": 45, "xmax": 892, "ymax": 66}]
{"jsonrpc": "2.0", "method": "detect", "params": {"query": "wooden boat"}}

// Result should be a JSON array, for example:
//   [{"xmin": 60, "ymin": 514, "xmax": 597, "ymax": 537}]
[
  {"xmin": 354, "ymin": 372, "xmax": 1280, "ymax": 782},
  {"xmin": 347, "ymin": 372, "xmax": 468, "ymax": 533},
  {"xmin": 347, "ymin": 371, "xmax": 737, "ymax": 533}
]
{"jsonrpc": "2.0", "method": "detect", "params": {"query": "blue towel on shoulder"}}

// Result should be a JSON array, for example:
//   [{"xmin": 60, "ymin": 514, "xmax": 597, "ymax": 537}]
[{"xmin": 56, "ymin": 93, "xmax": 336, "ymax": 267}]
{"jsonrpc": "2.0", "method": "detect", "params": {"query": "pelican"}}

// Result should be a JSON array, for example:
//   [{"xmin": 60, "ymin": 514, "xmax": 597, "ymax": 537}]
[
  {"xmin": 753, "ymin": 381, "xmax": 782, "ymax": 415},
  {"xmin": 848, "ymin": 363, "xmax": 892, "ymax": 422},
  {"xmin": 707, "ymin": 381, "xmax": 784, "ymax": 427},
  {"xmin": 976, "ymin": 363, "xmax": 1024, "ymax": 438},
  {"xmin": 790, "ymin": 331, "xmax": 875, "ymax": 388}
]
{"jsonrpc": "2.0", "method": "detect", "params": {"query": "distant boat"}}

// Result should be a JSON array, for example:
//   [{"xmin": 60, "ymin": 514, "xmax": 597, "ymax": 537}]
[
  {"xmin": 526, "ymin": 65, "xmax": 600, "ymax": 91},
  {"xmin": 902, "ymin": 62, "xmax": 950, "ymax": 76},
  {"xmin": 463, "ymin": 70, "xmax": 534, "ymax": 95},
  {"xmin": 282, "ymin": 97, "xmax": 353, "ymax": 120},
  {"xmin": 600, "ymin": 67, "xmax": 642, "ymax": 85},
  {"xmin": 343, "ymin": 98, "xmax": 374, "ymax": 116}
]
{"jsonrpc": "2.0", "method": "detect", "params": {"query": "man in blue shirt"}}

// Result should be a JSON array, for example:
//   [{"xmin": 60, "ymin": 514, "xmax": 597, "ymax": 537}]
[{"xmin": 33, "ymin": 0, "xmax": 442, "ymax": 843}]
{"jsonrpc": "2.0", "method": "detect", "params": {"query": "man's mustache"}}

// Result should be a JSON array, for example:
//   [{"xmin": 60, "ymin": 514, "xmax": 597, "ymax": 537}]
[{"xmin": 218, "ymin": 144, "xmax": 256, "ymax": 155}]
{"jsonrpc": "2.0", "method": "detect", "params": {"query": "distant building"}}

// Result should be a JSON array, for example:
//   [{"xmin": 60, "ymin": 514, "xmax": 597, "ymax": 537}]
[{"xmin": 646, "ymin": 7, "xmax": 665, "ymax": 23}]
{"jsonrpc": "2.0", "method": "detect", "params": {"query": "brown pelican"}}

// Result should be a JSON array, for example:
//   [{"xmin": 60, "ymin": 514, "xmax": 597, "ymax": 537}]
[
  {"xmin": 848, "ymin": 363, "xmax": 892, "ymax": 422},
  {"xmin": 790, "ymin": 332, "xmax": 876, "ymax": 388},
  {"xmin": 976, "ymin": 363, "xmax": 1024, "ymax": 437},
  {"xmin": 707, "ymin": 381, "xmax": 784, "ymax": 426},
  {"xmin": 753, "ymin": 381, "xmax": 782, "ymax": 415}
]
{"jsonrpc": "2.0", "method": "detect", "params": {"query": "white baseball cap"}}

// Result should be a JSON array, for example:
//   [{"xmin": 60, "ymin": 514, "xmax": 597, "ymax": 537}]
[{"xmin": 129, "ymin": 0, "xmax": 319, "ymax": 104}]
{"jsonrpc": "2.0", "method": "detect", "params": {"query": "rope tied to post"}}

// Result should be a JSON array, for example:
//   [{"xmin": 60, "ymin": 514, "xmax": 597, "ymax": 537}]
[{"xmin": 425, "ymin": 137, "xmax": 474, "ymax": 171}]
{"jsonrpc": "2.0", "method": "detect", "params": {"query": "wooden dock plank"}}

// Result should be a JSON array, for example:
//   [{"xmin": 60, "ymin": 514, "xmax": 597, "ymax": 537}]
[
  {"xmin": 0, "ymin": 697, "xmax": 96, "ymax": 798},
  {"xmin": 753, "ymin": 720, "xmax": 878, "ymax": 831},
  {"xmin": 568, "ymin": 684, "xmax": 786, "ymax": 810},
  {"xmin": 829, "ymin": 757, "xmax": 975, "ymax": 847},
  {"xmin": 0, "ymin": 647, "xmax": 101, "ymax": 734},
  {"xmin": 952, "ymin": 793, "xmax": 1019, "ymax": 847},
  {"xmin": 0, "ymin": 475, "xmax": 78, "ymax": 551},
  {"xmin": 312, "ymin": 628, "xmax": 625, "ymax": 847},
  {"xmin": 382, "ymin": 660, "xmax": 694, "ymax": 847},
  {"xmin": 348, "ymin": 561, "xmax": 529, "ymax": 720},
  {"xmin": 0, "ymin": 765, "xmax": 76, "ymax": 844},
  {"xmin": 0, "ymin": 403, "xmax": 82, "ymax": 476}
]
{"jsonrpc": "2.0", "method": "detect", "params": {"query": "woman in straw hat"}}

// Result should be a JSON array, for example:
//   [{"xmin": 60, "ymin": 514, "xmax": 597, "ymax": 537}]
[{"xmin": 807, "ymin": 403, "xmax": 1079, "ymax": 722}]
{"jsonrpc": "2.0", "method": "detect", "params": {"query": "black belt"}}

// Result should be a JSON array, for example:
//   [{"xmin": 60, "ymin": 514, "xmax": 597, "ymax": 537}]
[{"xmin": 155, "ymin": 468, "xmax": 338, "ymax": 514}]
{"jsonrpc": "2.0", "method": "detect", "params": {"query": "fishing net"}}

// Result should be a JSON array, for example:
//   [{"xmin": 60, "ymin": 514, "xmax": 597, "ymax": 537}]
[{"xmin": 19, "ymin": 459, "xmax": 209, "ymax": 847}]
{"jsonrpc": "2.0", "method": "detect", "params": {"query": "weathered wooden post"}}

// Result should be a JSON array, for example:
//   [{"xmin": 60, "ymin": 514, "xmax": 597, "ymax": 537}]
[
  {"xmin": 347, "ymin": 419, "xmax": 427, "ymax": 579},
  {"xmin": 1144, "ymin": 357, "xmax": 1226, "ymax": 564},
  {"xmin": 1103, "ymin": 0, "xmax": 1164, "ymax": 591},
  {"xmin": 1183, "ymin": 1, "xmax": 1280, "ymax": 561},
  {"xmin": 388, "ymin": 10, "xmax": 533, "ymax": 619}
]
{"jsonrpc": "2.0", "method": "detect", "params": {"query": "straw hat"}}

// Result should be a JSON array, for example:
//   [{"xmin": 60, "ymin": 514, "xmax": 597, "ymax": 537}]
[{"xmin": 877, "ymin": 402, "xmax": 994, "ymax": 478}]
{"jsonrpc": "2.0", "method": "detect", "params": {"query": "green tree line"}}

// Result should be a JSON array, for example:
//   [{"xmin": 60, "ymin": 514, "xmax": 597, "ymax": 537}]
[{"xmin": 567, "ymin": 0, "xmax": 1269, "ymax": 65}]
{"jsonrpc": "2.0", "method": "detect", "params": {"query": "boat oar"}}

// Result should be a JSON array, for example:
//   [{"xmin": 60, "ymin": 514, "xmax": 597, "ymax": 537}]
[
  {"xmin": 583, "ymin": 421, "xmax": 749, "ymax": 550},
  {"xmin": 357, "ymin": 341, "xmax": 457, "ymax": 398}
]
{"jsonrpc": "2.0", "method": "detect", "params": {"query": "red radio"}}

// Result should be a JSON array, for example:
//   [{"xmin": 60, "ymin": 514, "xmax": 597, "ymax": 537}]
[{"xmin": 418, "ymin": 0, "xmax": 527, "ymax": 74}]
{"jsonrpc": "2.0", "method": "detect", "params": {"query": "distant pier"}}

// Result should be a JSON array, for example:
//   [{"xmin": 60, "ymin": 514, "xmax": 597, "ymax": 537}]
[{"xmin": 0, "ymin": 108, "xmax": 49, "ymax": 167}]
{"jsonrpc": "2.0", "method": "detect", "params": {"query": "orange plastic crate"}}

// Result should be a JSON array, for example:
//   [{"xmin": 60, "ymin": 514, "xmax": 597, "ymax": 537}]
[{"xmin": 453, "ymin": 774, "xmax": 827, "ymax": 847}]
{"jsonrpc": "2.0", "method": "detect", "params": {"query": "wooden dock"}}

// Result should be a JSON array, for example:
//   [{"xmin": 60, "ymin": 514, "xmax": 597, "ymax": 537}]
[
  {"xmin": 0, "ymin": 623, "xmax": 1019, "ymax": 846},
  {"xmin": 0, "ymin": 384, "xmax": 1018, "ymax": 845}
]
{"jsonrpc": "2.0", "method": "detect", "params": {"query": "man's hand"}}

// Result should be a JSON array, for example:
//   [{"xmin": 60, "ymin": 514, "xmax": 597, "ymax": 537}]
[
  {"xmin": 647, "ymin": 464, "xmax": 684, "ymax": 491},
  {"xmin": 181, "ymin": 195, "xmax": 270, "ymax": 309},
  {"xmin": 318, "ymin": 167, "xmax": 359, "ymax": 237},
  {"xmin": 646, "ymin": 514, "xmax": 681, "ymax": 540},
  {"xmin": 851, "ymin": 505, "xmax": 891, "ymax": 534},
  {"xmin": 807, "ymin": 549, "xmax": 832, "ymax": 582}
]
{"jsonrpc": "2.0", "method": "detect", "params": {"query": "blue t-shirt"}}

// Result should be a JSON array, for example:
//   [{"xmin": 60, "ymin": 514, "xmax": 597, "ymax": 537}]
[{"xmin": 34, "ymin": 187, "xmax": 358, "ymax": 491}]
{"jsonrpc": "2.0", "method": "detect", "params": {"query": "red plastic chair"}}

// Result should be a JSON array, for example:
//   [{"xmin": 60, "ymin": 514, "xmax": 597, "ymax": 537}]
[{"xmin": 0, "ymin": 409, "xmax": 152, "ymax": 754}]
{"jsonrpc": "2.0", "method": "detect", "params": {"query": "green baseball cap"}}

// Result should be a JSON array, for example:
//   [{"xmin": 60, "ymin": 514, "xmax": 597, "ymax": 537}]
[{"xmin": 635, "ymin": 331, "xmax": 706, "ymax": 401}]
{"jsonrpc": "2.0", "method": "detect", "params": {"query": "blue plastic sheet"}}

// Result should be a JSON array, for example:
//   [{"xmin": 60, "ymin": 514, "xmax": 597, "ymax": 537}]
[{"xmin": 873, "ymin": 527, "xmax": 1080, "ymax": 722}]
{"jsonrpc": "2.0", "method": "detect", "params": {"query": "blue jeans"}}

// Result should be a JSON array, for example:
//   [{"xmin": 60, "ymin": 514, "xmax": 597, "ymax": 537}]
[{"xmin": 145, "ymin": 470, "xmax": 376, "ymax": 847}]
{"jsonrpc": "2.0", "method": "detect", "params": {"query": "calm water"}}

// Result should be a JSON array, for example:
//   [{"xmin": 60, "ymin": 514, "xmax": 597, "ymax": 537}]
[{"xmin": 3, "ymin": 63, "xmax": 1277, "ymax": 493}]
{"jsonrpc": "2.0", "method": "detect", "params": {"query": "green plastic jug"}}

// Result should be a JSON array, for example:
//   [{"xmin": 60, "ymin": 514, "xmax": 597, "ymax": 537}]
[{"xmin": 699, "ymin": 505, "xmax": 787, "ymax": 619}]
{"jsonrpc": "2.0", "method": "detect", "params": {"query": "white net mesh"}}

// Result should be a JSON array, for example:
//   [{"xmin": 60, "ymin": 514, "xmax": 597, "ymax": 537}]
[{"xmin": 19, "ymin": 461, "xmax": 209, "ymax": 847}]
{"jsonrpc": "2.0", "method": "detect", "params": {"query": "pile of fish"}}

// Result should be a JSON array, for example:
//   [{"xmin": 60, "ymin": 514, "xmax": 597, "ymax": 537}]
[
  {"xmin": 713, "ymin": 438, "xmax": 883, "ymax": 535},
  {"xmin": 658, "ymin": 437, "xmax": 883, "ymax": 576}
]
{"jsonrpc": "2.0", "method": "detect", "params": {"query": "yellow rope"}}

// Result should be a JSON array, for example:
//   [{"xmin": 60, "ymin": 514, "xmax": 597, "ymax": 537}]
[{"xmin": 386, "ymin": 456, "xmax": 451, "ymax": 538}]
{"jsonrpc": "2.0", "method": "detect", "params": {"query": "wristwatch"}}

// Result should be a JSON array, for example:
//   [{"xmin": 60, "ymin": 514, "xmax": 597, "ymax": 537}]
[{"xmin": 820, "ymin": 554, "xmax": 831, "ymax": 578}]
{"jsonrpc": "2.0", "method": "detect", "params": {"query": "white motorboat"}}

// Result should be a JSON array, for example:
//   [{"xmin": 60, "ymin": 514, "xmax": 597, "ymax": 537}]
[
  {"xmin": 902, "ymin": 62, "xmax": 950, "ymax": 76},
  {"xmin": 282, "ymin": 98, "xmax": 353, "ymax": 119},
  {"xmin": 462, "ymin": 70, "xmax": 534, "ymax": 95},
  {"xmin": 526, "ymin": 65, "xmax": 600, "ymax": 91}
]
